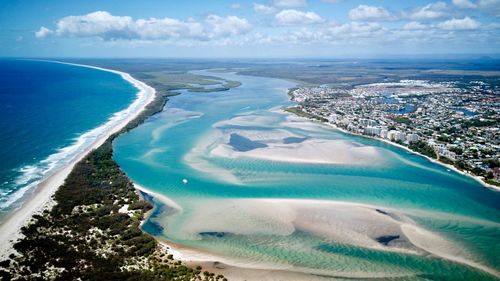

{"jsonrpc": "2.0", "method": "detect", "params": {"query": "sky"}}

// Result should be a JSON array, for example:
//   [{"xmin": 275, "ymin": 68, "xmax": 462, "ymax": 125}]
[{"xmin": 0, "ymin": 0, "xmax": 499, "ymax": 58}]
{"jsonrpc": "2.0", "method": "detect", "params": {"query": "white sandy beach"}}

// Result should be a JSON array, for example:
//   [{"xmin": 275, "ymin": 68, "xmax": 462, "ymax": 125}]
[{"xmin": 0, "ymin": 61, "xmax": 156, "ymax": 259}]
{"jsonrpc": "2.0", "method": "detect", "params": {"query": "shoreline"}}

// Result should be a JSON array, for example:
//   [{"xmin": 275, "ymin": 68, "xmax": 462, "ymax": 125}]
[
  {"xmin": 158, "ymin": 238, "xmax": 340, "ymax": 281},
  {"xmin": 322, "ymin": 121, "xmax": 500, "ymax": 192},
  {"xmin": 0, "ymin": 61, "xmax": 156, "ymax": 259},
  {"xmin": 282, "ymin": 108, "xmax": 499, "ymax": 192}
]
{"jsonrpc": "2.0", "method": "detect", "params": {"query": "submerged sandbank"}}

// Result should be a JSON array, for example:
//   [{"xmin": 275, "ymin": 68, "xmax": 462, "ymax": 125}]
[
  {"xmin": 211, "ymin": 137, "xmax": 383, "ymax": 165},
  {"xmin": 139, "ymin": 184, "xmax": 500, "ymax": 279},
  {"xmin": 183, "ymin": 111, "xmax": 388, "ymax": 185}
]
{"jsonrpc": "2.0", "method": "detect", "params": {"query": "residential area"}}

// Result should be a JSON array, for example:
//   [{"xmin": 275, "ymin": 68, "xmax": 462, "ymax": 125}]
[{"xmin": 288, "ymin": 80, "xmax": 500, "ymax": 186}]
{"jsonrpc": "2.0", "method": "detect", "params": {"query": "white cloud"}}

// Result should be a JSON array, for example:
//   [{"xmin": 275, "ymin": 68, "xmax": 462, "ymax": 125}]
[
  {"xmin": 452, "ymin": 0, "xmax": 477, "ymax": 9},
  {"xmin": 275, "ymin": 9, "xmax": 324, "ymax": 25},
  {"xmin": 37, "ymin": 11, "xmax": 251, "ymax": 41},
  {"xmin": 410, "ymin": 2, "xmax": 449, "ymax": 20},
  {"xmin": 55, "ymin": 11, "xmax": 135, "ymax": 39},
  {"xmin": 403, "ymin": 21, "xmax": 428, "ymax": 30},
  {"xmin": 438, "ymin": 16, "xmax": 480, "ymax": 30},
  {"xmin": 32, "ymin": 8, "xmax": 496, "ymax": 51},
  {"xmin": 136, "ymin": 17, "xmax": 206, "ymax": 40},
  {"xmin": 277, "ymin": 28, "xmax": 324, "ymax": 44},
  {"xmin": 268, "ymin": 18, "xmax": 492, "ymax": 47},
  {"xmin": 274, "ymin": 0, "xmax": 307, "ymax": 7},
  {"xmin": 348, "ymin": 5, "xmax": 394, "ymax": 21},
  {"xmin": 253, "ymin": 3, "xmax": 276, "ymax": 14},
  {"xmin": 326, "ymin": 22, "xmax": 384, "ymax": 37},
  {"xmin": 205, "ymin": 15, "xmax": 252, "ymax": 37},
  {"xmin": 254, "ymin": 22, "xmax": 386, "ymax": 45},
  {"xmin": 35, "ymin": 26, "xmax": 53, "ymax": 38}
]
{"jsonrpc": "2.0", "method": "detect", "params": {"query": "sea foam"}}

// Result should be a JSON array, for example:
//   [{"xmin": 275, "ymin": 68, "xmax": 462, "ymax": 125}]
[{"xmin": 0, "ymin": 61, "xmax": 147, "ymax": 212}]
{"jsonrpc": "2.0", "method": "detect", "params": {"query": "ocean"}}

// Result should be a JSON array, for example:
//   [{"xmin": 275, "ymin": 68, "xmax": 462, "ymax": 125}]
[
  {"xmin": 0, "ymin": 59, "xmax": 137, "ymax": 219},
  {"xmin": 114, "ymin": 70, "xmax": 500, "ymax": 280}
]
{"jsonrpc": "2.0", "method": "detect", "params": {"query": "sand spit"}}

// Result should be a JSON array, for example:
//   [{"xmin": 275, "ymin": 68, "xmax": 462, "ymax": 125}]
[{"xmin": 0, "ymin": 61, "xmax": 156, "ymax": 259}]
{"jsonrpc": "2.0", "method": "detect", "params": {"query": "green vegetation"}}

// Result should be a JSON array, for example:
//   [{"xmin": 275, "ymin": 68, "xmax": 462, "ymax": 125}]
[
  {"xmin": 285, "ymin": 107, "xmax": 314, "ymax": 118},
  {"xmin": 408, "ymin": 141, "xmax": 437, "ymax": 159},
  {"xmin": 392, "ymin": 116, "xmax": 411, "ymax": 125},
  {"xmin": 132, "ymin": 71, "xmax": 241, "ymax": 94},
  {"xmin": 147, "ymin": 72, "xmax": 220, "ymax": 89},
  {"xmin": 188, "ymin": 81, "xmax": 241, "ymax": 93},
  {"xmin": 439, "ymin": 156, "xmax": 454, "ymax": 165},
  {"xmin": 188, "ymin": 87, "xmax": 229, "ymax": 93},
  {"xmin": 485, "ymin": 179, "xmax": 500, "ymax": 187},
  {"xmin": 187, "ymin": 80, "xmax": 241, "ymax": 93},
  {"xmin": 0, "ymin": 79, "xmax": 224, "ymax": 281},
  {"xmin": 462, "ymin": 118, "xmax": 499, "ymax": 128},
  {"xmin": 454, "ymin": 160, "xmax": 500, "ymax": 185},
  {"xmin": 70, "ymin": 58, "xmax": 500, "ymax": 89},
  {"xmin": 285, "ymin": 107, "xmax": 328, "ymax": 122},
  {"xmin": 483, "ymin": 159, "xmax": 499, "ymax": 168},
  {"xmin": 437, "ymin": 134, "xmax": 450, "ymax": 142}
]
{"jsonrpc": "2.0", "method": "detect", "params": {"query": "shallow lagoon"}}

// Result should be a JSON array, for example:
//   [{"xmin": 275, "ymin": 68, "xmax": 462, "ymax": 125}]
[{"xmin": 114, "ymin": 70, "xmax": 500, "ymax": 280}]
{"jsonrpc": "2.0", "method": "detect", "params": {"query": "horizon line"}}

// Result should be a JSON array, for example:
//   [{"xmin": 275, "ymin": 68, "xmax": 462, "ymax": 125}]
[{"xmin": 1, "ymin": 54, "xmax": 500, "ymax": 61}]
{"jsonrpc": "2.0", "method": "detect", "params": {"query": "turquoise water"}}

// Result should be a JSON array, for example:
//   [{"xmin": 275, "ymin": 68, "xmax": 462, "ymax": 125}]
[
  {"xmin": 114, "ymin": 70, "xmax": 500, "ymax": 280},
  {"xmin": 0, "ymin": 60, "xmax": 137, "ymax": 218}
]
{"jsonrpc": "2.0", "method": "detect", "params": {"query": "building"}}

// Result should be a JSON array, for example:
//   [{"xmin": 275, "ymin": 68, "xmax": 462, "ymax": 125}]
[
  {"xmin": 387, "ymin": 130, "xmax": 406, "ymax": 142},
  {"xmin": 364, "ymin": 126, "xmax": 381, "ymax": 136},
  {"xmin": 406, "ymin": 133, "xmax": 419, "ymax": 143},
  {"xmin": 380, "ymin": 129, "xmax": 388, "ymax": 139}
]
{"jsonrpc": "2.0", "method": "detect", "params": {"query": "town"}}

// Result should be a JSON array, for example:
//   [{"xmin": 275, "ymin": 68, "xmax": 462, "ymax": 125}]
[{"xmin": 287, "ymin": 79, "xmax": 500, "ymax": 187}]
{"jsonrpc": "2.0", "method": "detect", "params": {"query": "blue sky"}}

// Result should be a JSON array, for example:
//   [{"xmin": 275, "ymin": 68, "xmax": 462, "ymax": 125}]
[{"xmin": 0, "ymin": 0, "xmax": 499, "ymax": 58}]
